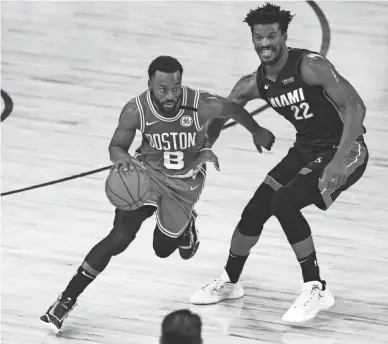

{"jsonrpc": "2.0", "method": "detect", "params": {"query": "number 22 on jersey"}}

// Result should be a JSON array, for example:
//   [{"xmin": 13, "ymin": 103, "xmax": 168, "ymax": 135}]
[{"xmin": 291, "ymin": 102, "xmax": 314, "ymax": 120}]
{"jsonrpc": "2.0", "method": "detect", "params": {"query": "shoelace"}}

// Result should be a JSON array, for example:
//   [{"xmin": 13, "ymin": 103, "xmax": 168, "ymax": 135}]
[
  {"xmin": 50, "ymin": 298, "xmax": 74, "ymax": 320},
  {"xmin": 184, "ymin": 231, "xmax": 193, "ymax": 244},
  {"xmin": 202, "ymin": 276, "xmax": 226, "ymax": 293},
  {"xmin": 292, "ymin": 285, "xmax": 319, "ymax": 308}
]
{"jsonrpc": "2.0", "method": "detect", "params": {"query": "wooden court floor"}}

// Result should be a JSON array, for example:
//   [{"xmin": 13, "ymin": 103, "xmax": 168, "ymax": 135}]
[{"xmin": 1, "ymin": 1, "xmax": 388, "ymax": 343}]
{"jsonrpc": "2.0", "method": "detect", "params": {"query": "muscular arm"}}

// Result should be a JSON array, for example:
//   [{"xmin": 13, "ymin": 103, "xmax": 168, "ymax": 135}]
[
  {"xmin": 108, "ymin": 99, "xmax": 141, "ymax": 163},
  {"xmin": 300, "ymin": 53, "xmax": 366, "ymax": 159},
  {"xmin": 201, "ymin": 72, "xmax": 261, "ymax": 148}
]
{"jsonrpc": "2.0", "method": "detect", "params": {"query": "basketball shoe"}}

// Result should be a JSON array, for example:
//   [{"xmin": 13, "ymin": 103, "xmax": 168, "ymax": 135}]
[
  {"xmin": 282, "ymin": 280, "xmax": 335, "ymax": 323},
  {"xmin": 190, "ymin": 269, "xmax": 244, "ymax": 304},
  {"xmin": 179, "ymin": 210, "xmax": 200, "ymax": 260},
  {"xmin": 40, "ymin": 294, "xmax": 77, "ymax": 332}
]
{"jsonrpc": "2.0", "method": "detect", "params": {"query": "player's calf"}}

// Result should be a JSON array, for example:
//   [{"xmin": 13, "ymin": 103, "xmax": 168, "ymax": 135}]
[
  {"xmin": 40, "ymin": 294, "xmax": 77, "ymax": 333},
  {"xmin": 179, "ymin": 211, "xmax": 200, "ymax": 260}
]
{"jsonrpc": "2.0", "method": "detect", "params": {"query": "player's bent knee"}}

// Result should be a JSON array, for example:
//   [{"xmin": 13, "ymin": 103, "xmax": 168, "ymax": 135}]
[
  {"xmin": 238, "ymin": 183, "xmax": 276, "ymax": 236},
  {"xmin": 110, "ymin": 231, "xmax": 136, "ymax": 256},
  {"xmin": 153, "ymin": 227, "xmax": 179, "ymax": 258},
  {"xmin": 153, "ymin": 242, "xmax": 176, "ymax": 258},
  {"xmin": 154, "ymin": 247, "xmax": 175, "ymax": 258}
]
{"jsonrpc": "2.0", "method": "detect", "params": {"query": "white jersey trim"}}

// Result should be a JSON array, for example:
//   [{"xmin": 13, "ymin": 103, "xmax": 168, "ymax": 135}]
[
  {"xmin": 135, "ymin": 97, "xmax": 145, "ymax": 132},
  {"xmin": 193, "ymin": 90, "xmax": 204, "ymax": 131},
  {"xmin": 146, "ymin": 86, "xmax": 188, "ymax": 122}
]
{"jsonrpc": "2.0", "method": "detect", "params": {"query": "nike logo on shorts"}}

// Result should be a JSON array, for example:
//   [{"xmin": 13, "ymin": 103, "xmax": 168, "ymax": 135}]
[{"xmin": 190, "ymin": 185, "xmax": 200, "ymax": 191}]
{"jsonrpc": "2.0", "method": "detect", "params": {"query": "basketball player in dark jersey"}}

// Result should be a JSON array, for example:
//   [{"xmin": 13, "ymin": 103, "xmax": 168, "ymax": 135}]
[
  {"xmin": 191, "ymin": 3, "xmax": 368, "ymax": 323},
  {"xmin": 40, "ymin": 56, "xmax": 275, "ymax": 332}
]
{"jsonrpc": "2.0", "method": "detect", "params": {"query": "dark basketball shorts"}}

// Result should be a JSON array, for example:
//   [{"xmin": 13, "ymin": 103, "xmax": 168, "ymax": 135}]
[
  {"xmin": 141, "ymin": 165, "xmax": 206, "ymax": 238},
  {"xmin": 264, "ymin": 137, "xmax": 369, "ymax": 210}
]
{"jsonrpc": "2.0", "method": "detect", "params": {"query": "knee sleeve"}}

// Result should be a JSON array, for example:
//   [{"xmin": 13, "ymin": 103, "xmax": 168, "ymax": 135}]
[
  {"xmin": 270, "ymin": 179, "xmax": 316, "ymax": 244},
  {"xmin": 109, "ymin": 207, "xmax": 155, "ymax": 256},
  {"xmin": 271, "ymin": 173, "xmax": 321, "ymax": 217},
  {"xmin": 110, "ymin": 230, "xmax": 135, "ymax": 256},
  {"xmin": 230, "ymin": 226, "xmax": 260, "ymax": 256},
  {"xmin": 84, "ymin": 228, "xmax": 135, "ymax": 271},
  {"xmin": 153, "ymin": 226, "xmax": 180, "ymax": 258},
  {"xmin": 238, "ymin": 183, "xmax": 276, "ymax": 236},
  {"xmin": 270, "ymin": 187, "xmax": 292, "ymax": 217}
]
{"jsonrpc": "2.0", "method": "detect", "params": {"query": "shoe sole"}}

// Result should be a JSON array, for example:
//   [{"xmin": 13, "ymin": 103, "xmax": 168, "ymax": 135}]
[
  {"xmin": 191, "ymin": 287, "xmax": 244, "ymax": 305},
  {"xmin": 282, "ymin": 295, "xmax": 335, "ymax": 323}
]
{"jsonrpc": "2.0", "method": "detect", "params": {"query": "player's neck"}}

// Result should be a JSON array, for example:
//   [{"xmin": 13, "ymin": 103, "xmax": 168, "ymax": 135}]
[{"xmin": 263, "ymin": 48, "xmax": 289, "ymax": 82}]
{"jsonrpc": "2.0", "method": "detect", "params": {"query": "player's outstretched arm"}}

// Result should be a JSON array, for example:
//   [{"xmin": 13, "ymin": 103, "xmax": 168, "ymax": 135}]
[
  {"xmin": 198, "ymin": 79, "xmax": 274, "ymax": 152},
  {"xmin": 300, "ymin": 53, "xmax": 366, "ymax": 160},
  {"xmin": 202, "ymin": 72, "xmax": 262, "ymax": 149},
  {"xmin": 109, "ymin": 99, "xmax": 143, "ymax": 171},
  {"xmin": 228, "ymin": 71, "xmax": 261, "ymax": 107}
]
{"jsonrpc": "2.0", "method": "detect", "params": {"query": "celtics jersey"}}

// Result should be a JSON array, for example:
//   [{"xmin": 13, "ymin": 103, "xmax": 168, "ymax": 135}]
[{"xmin": 135, "ymin": 86, "xmax": 207, "ymax": 177}]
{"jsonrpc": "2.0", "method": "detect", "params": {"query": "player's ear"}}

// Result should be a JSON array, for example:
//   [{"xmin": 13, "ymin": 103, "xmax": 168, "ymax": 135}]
[
  {"xmin": 148, "ymin": 79, "xmax": 152, "ymax": 91},
  {"xmin": 282, "ymin": 31, "xmax": 288, "ymax": 43}
]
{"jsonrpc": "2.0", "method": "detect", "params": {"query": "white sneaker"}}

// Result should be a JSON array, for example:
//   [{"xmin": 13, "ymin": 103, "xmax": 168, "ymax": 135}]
[
  {"xmin": 282, "ymin": 280, "xmax": 335, "ymax": 323},
  {"xmin": 190, "ymin": 269, "xmax": 244, "ymax": 305}
]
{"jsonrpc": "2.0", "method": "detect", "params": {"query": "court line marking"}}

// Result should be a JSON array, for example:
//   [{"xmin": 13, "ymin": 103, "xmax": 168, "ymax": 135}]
[{"xmin": 1, "ymin": 89, "xmax": 13, "ymax": 122}]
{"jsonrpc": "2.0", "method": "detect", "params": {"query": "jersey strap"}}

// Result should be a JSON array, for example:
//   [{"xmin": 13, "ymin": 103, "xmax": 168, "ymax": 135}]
[{"xmin": 135, "ymin": 96, "xmax": 146, "ymax": 133}]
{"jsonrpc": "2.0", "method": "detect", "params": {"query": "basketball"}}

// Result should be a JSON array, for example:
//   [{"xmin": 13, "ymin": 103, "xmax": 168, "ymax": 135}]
[{"xmin": 105, "ymin": 164, "xmax": 151, "ymax": 211}]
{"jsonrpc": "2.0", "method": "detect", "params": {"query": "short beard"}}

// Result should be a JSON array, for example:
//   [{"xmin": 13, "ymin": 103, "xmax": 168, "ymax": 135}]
[{"xmin": 149, "ymin": 91, "xmax": 179, "ymax": 116}]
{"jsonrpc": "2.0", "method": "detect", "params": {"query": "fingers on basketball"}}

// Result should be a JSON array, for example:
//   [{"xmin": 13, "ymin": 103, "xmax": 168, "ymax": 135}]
[{"xmin": 105, "ymin": 164, "xmax": 151, "ymax": 211}]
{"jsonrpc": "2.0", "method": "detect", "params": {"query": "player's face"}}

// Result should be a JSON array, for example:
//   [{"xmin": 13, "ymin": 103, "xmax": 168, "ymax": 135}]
[
  {"xmin": 149, "ymin": 71, "xmax": 183, "ymax": 115},
  {"xmin": 252, "ymin": 23, "xmax": 287, "ymax": 65}
]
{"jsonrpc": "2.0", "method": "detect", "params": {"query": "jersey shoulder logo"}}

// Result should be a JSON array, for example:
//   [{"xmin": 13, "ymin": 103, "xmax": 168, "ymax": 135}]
[
  {"xmin": 180, "ymin": 115, "xmax": 193, "ymax": 128},
  {"xmin": 282, "ymin": 77, "xmax": 295, "ymax": 85}
]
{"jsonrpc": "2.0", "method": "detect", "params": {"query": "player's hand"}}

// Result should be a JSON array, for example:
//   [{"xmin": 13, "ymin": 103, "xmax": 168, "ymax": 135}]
[
  {"xmin": 252, "ymin": 127, "xmax": 275, "ymax": 153},
  {"xmin": 192, "ymin": 148, "xmax": 220, "ymax": 177},
  {"xmin": 111, "ymin": 155, "xmax": 145, "ymax": 173},
  {"xmin": 320, "ymin": 157, "xmax": 348, "ymax": 190}
]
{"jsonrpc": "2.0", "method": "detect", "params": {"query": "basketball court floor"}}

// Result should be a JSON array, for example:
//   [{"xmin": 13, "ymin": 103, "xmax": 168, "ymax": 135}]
[{"xmin": 1, "ymin": 1, "xmax": 388, "ymax": 343}]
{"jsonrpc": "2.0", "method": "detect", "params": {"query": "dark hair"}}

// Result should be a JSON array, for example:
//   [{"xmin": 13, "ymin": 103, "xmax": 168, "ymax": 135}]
[
  {"xmin": 244, "ymin": 2, "xmax": 295, "ymax": 34},
  {"xmin": 160, "ymin": 309, "xmax": 202, "ymax": 344},
  {"xmin": 148, "ymin": 55, "xmax": 183, "ymax": 79}
]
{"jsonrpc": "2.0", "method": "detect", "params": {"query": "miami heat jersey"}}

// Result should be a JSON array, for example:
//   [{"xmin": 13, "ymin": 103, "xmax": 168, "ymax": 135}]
[
  {"xmin": 135, "ymin": 86, "xmax": 207, "ymax": 177},
  {"xmin": 256, "ymin": 48, "xmax": 364, "ymax": 150}
]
